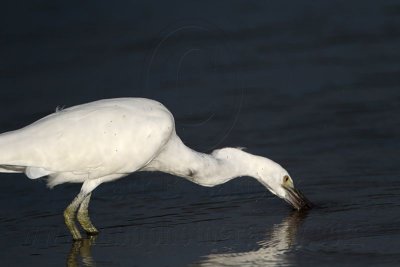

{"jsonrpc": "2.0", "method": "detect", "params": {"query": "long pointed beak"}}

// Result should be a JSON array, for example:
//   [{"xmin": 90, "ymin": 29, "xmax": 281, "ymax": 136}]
[{"xmin": 283, "ymin": 185, "xmax": 313, "ymax": 211}]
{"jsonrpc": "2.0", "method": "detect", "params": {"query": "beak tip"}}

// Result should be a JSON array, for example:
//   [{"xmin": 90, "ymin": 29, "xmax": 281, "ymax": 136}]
[
  {"xmin": 284, "ymin": 186, "xmax": 313, "ymax": 211},
  {"xmin": 295, "ymin": 196, "xmax": 313, "ymax": 211},
  {"xmin": 300, "ymin": 201, "xmax": 313, "ymax": 211}
]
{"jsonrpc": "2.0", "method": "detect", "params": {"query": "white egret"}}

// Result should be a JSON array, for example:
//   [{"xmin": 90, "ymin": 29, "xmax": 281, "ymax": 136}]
[{"xmin": 0, "ymin": 98, "xmax": 311, "ymax": 240}]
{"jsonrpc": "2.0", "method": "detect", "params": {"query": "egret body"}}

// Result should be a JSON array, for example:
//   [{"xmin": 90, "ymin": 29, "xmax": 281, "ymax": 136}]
[{"xmin": 0, "ymin": 98, "xmax": 311, "ymax": 240}]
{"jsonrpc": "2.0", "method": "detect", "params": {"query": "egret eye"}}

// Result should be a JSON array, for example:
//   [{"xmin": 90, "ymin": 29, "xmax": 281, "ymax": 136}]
[{"xmin": 283, "ymin": 175, "xmax": 290, "ymax": 183}]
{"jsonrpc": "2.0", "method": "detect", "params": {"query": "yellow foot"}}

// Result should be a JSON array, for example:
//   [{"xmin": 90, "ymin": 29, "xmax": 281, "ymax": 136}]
[
  {"xmin": 77, "ymin": 212, "xmax": 99, "ymax": 236},
  {"xmin": 64, "ymin": 209, "xmax": 83, "ymax": 241},
  {"xmin": 69, "ymin": 228, "xmax": 83, "ymax": 241},
  {"xmin": 86, "ymin": 229, "xmax": 99, "ymax": 236}
]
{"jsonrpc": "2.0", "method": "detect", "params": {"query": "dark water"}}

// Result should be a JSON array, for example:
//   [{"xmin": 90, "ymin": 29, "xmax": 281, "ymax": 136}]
[{"xmin": 1, "ymin": 0, "xmax": 400, "ymax": 266}]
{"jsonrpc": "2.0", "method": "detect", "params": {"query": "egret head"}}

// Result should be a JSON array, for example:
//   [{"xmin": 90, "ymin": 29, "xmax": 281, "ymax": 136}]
[
  {"xmin": 212, "ymin": 147, "xmax": 312, "ymax": 210},
  {"xmin": 257, "ymin": 161, "xmax": 312, "ymax": 211}
]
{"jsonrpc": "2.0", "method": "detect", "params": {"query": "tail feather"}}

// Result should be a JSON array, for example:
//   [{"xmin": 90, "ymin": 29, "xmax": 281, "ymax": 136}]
[
  {"xmin": 0, "ymin": 164, "xmax": 52, "ymax": 180},
  {"xmin": 0, "ymin": 164, "xmax": 25, "ymax": 173},
  {"xmin": 25, "ymin": 166, "xmax": 52, "ymax": 179}
]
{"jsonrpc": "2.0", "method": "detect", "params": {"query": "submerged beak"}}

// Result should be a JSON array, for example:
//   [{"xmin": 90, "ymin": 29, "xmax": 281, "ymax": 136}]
[{"xmin": 282, "ymin": 185, "xmax": 313, "ymax": 211}]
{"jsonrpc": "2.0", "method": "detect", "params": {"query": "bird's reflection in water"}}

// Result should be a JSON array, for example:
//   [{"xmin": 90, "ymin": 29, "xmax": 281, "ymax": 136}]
[
  {"xmin": 67, "ymin": 236, "xmax": 97, "ymax": 267},
  {"xmin": 197, "ymin": 211, "xmax": 308, "ymax": 267},
  {"xmin": 65, "ymin": 211, "xmax": 307, "ymax": 267}
]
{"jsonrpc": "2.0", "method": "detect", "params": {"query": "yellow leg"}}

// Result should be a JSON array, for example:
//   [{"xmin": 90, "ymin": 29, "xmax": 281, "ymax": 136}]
[
  {"xmin": 64, "ymin": 193, "xmax": 86, "ymax": 241},
  {"xmin": 77, "ymin": 193, "xmax": 99, "ymax": 235}
]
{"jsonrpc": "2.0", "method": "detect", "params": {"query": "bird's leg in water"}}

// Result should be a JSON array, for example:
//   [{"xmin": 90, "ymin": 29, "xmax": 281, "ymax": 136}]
[
  {"xmin": 77, "ymin": 193, "xmax": 99, "ymax": 235},
  {"xmin": 64, "ymin": 192, "xmax": 87, "ymax": 240}
]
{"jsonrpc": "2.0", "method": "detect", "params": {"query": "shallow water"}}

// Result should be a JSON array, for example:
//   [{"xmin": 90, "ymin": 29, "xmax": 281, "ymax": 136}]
[{"xmin": 1, "ymin": 0, "xmax": 400, "ymax": 266}]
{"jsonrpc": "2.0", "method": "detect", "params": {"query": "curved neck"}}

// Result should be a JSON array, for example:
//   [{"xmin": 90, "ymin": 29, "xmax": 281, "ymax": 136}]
[{"xmin": 144, "ymin": 135, "xmax": 272, "ymax": 187}]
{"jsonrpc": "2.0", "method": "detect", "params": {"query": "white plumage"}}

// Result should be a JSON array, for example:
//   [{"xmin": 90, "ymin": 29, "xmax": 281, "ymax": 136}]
[
  {"xmin": 0, "ymin": 98, "xmax": 173, "ymax": 187},
  {"xmin": 0, "ymin": 98, "xmax": 311, "ymax": 240}
]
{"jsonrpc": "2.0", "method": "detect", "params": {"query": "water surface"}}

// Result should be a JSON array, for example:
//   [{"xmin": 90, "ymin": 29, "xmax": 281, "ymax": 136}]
[{"xmin": 0, "ymin": 0, "xmax": 400, "ymax": 266}]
